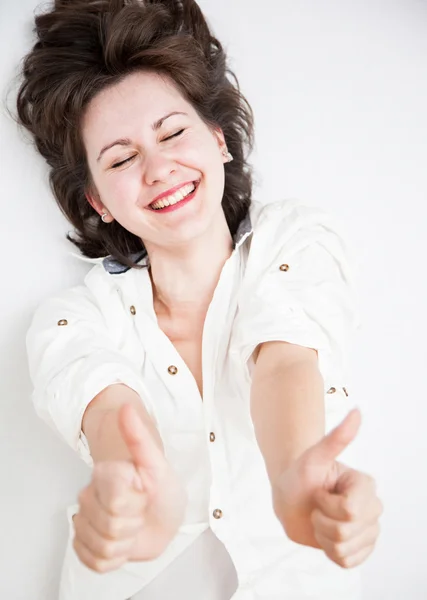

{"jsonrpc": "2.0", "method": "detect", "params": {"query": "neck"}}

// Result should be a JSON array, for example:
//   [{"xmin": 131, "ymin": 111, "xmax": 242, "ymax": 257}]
[{"xmin": 145, "ymin": 210, "xmax": 233, "ymax": 319}]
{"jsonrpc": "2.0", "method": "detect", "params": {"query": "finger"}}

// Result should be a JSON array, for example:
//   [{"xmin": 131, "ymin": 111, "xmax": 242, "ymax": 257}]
[
  {"xmin": 311, "ymin": 409, "xmax": 361, "ymax": 465},
  {"xmin": 339, "ymin": 543, "xmax": 376, "ymax": 568},
  {"xmin": 118, "ymin": 403, "xmax": 165, "ymax": 476},
  {"xmin": 333, "ymin": 467, "xmax": 377, "ymax": 499},
  {"xmin": 73, "ymin": 535, "xmax": 127, "ymax": 574},
  {"xmin": 321, "ymin": 408, "xmax": 361, "ymax": 462},
  {"xmin": 73, "ymin": 512, "xmax": 134, "ymax": 562},
  {"xmin": 315, "ymin": 525, "xmax": 379, "ymax": 569},
  {"xmin": 314, "ymin": 474, "xmax": 382, "ymax": 522},
  {"xmin": 89, "ymin": 466, "xmax": 149, "ymax": 518},
  {"xmin": 78, "ymin": 486, "xmax": 146, "ymax": 540},
  {"xmin": 311, "ymin": 508, "xmax": 366, "ymax": 543}
]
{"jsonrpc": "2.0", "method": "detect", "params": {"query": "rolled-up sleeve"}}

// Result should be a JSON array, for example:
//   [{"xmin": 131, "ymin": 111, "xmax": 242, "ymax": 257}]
[
  {"xmin": 233, "ymin": 200, "xmax": 362, "ymax": 385},
  {"xmin": 26, "ymin": 285, "xmax": 153, "ymax": 467}
]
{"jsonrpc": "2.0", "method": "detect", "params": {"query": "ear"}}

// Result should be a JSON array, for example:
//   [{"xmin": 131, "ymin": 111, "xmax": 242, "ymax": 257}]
[
  {"xmin": 85, "ymin": 187, "xmax": 104, "ymax": 216},
  {"xmin": 212, "ymin": 126, "xmax": 227, "ymax": 153}
]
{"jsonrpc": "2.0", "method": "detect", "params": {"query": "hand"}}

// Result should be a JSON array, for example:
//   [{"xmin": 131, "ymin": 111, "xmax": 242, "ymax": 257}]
[
  {"xmin": 272, "ymin": 408, "xmax": 383, "ymax": 568},
  {"xmin": 72, "ymin": 403, "xmax": 187, "ymax": 573}
]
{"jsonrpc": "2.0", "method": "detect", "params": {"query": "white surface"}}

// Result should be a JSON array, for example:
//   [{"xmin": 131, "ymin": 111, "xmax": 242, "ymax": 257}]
[{"xmin": 0, "ymin": 0, "xmax": 426, "ymax": 598}]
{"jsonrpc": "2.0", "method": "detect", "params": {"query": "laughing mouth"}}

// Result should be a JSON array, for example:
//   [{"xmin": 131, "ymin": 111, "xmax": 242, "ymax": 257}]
[{"xmin": 149, "ymin": 181, "xmax": 199, "ymax": 210}]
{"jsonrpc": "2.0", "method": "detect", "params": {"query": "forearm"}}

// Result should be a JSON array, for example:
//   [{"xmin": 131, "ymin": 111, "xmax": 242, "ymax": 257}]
[
  {"xmin": 82, "ymin": 383, "xmax": 164, "ymax": 463},
  {"xmin": 250, "ymin": 343, "xmax": 325, "ymax": 486}
]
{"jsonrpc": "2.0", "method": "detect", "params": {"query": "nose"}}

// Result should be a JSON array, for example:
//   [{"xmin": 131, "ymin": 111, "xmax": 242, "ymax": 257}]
[{"xmin": 143, "ymin": 148, "xmax": 177, "ymax": 186}]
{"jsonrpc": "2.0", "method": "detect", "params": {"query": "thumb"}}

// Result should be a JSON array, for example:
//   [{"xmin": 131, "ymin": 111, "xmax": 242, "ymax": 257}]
[
  {"xmin": 118, "ymin": 403, "xmax": 164, "ymax": 477},
  {"xmin": 309, "ymin": 408, "xmax": 361, "ymax": 465}
]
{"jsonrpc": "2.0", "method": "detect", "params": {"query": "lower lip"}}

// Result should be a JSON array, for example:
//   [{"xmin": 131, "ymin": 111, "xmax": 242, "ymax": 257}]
[{"xmin": 148, "ymin": 184, "xmax": 199, "ymax": 214}]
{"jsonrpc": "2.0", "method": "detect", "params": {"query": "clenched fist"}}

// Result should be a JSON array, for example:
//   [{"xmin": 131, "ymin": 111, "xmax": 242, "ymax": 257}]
[
  {"xmin": 72, "ymin": 403, "xmax": 187, "ymax": 573},
  {"xmin": 273, "ymin": 409, "xmax": 383, "ymax": 568}
]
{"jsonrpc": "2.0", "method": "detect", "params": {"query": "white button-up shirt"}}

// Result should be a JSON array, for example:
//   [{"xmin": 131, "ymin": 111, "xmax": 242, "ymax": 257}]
[{"xmin": 26, "ymin": 198, "xmax": 363, "ymax": 600}]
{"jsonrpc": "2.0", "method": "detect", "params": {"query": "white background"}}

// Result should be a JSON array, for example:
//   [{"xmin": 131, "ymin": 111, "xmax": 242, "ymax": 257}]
[{"xmin": 1, "ymin": 0, "xmax": 426, "ymax": 598}]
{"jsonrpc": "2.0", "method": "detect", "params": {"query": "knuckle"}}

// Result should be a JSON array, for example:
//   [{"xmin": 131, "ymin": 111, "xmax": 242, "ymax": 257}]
[
  {"xmin": 331, "ymin": 541, "xmax": 346, "ymax": 561},
  {"xmin": 108, "ymin": 495, "xmax": 126, "ymax": 516},
  {"xmin": 332, "ymin": 523, "xmax": 350, "ymax": 543},
  {"xmin": 92, "ymin": 557, "xmax": 110, "ymax": 573},
  {"xmin": 78, "ymin": 487, "xmax": 90, "ymax": 507},
  {"xmin": 105, "ymin": 517, "xmax": 121, "ymax": 539},
  {"xmin": 341, "ymin": 499, "xmax": 357, "ymax": 520},
  {"xmin": 73, "ymin": 540, "xmax": 97, "ymax": 571},
  {"xmin": 83, "ymin": 549, "xmax": 111, "ymax": 573},
  {"xmin": 338, "ymin": 555, "xmax": 352, "ymax": 569},
  {"xmin": 97, "ymin": 540, "xmax": 116, "ymax": 560}
]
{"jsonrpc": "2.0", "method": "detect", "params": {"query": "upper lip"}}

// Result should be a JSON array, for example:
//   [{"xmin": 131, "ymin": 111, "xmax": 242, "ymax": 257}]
[{"xmin": 149, "ymin": 180, "xmax": 197, "ymax": 205}]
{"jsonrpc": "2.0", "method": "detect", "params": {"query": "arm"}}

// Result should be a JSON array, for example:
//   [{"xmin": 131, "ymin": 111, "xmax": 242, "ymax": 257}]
[
  {"xmin": 250, "ymin": 340, "xmax": 382, "ymax": 564},
  {"xmin": 250, "ymin": 340, "xmax": 325, "ymax": 487},
  {"xmin": 82, "ymin": 383, "xmax": 164, "ymax": 463},
  {"xmin": 250, "ymin": 340, "xmax": 326, "ymax": 548}
]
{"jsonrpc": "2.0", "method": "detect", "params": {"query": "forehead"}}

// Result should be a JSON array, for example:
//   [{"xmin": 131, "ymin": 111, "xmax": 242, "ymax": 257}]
[{"xmin": 82, "ymin": 71, "xmax": 191, "ymax": 142}]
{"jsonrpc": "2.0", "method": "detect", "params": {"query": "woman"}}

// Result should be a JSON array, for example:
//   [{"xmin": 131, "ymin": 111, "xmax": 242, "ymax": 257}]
[{"xmin": 17, "ymin": 1, "xmax": 382, "ymax": 599}]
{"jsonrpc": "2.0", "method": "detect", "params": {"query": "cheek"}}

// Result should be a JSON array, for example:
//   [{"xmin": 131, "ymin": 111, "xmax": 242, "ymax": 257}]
[
  {"xmin": 100, "ymin": 171, "xmax": 139, "ymax": 206},
  {"xmin": 179, "ymin": 133, "xmax": 220, "ymax": 168}
]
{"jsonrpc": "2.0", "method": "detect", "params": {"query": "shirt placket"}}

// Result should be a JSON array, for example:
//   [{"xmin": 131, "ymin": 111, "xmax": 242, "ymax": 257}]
[{"xmin": 201, "ymin": 250, "xmax": 262, "ymax": 587}]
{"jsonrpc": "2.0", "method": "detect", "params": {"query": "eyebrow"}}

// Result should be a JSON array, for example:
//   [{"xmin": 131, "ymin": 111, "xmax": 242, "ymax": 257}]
[{"xmin": 96, "ymin": 111, "xmax": 188, "ymax": 162}]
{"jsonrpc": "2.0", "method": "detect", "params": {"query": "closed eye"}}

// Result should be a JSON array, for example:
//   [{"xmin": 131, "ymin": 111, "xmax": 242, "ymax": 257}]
[
  {"xmin": 112, "ymin": 156, "xmax": 136, "ymax": 169},
  {"xmin": 163, "ymin": 129, "xmax": 185, "ymax": 142}
]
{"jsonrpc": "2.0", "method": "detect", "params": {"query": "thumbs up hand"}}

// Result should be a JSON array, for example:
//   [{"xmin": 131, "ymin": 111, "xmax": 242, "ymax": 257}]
[
  {"xmin": 73, "ymin": 404, "xmax": 187, "ymax": 573},
  {"xmin": 272, "ymin": 409, "xmax": 383, "ymax": 568}
]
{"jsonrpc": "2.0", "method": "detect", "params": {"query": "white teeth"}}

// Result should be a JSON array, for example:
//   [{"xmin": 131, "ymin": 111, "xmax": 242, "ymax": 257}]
[{"xmin": 150, "ymin": 182, "xmax": 196, "ymax": 210}]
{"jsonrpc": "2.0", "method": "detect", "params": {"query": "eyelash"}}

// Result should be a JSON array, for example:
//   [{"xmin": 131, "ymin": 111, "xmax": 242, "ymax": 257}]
[{"xmin": 111, "ymin": 129, "xmax": 186, "ymax": 169}]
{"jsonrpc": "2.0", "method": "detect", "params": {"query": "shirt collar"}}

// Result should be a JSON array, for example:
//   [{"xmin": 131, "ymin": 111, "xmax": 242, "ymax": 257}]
[{"xmin": 69, "ymin": 210, "xmax": 253, "ymax": 275}]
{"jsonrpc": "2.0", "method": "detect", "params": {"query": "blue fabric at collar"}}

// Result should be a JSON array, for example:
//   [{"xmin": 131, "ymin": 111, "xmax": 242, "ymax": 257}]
[{"xmin": 102, "ymin": 210, "xmax": 253, "ymax": 275}]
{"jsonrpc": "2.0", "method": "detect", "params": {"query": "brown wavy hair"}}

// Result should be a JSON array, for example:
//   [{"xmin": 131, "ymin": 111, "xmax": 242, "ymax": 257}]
[{"xmin": 14, "ymin": 0, "xmax": 254, "ymax": 270}]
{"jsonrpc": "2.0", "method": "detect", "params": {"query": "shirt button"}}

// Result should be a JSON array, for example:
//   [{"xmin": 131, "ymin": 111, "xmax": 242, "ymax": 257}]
[
  {"xmin": 209, "ymin": 432, "xmax": 216, "ymax": 442},
  {"xmin": 279, "ymin": 264, "xmax": 289, "ymax": 272},
  {"xmin": 213, "ymin": 509, "xmax": 223, "ymax": 519},
  {"xmin": 57, "ymin": 319, "xmax": 68, "ymax": 326},
  {"xmin": 327, "ymin": 387, "xmax": 336, "ymax": 394},
  {"xmin": 130, "ymin": 305, "xmax": 136, "ymax": 315},
  {"xmin": 168, "ymin": 365, "xmax": 178, "ymax": 375}
]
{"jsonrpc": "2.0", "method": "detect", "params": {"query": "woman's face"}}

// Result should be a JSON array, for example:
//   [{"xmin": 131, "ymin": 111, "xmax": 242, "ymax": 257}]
[{"xmin": 82, "ymin": 70, "xmax": 229, "ymax": 251}]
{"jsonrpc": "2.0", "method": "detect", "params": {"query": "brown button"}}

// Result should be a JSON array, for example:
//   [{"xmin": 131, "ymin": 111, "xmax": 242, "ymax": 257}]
[
  {"xmin": 168, "ymin": 365, "xmax": 178, "ymax": 375},
  {"xmin": 130, "ymin": 305, "xmax": 136, "ymax": 315},
  {"xmin": 57, "ymin": 319, "xmax": 68, "ymax": 326},
  {"xmin": 209, "ymin": 432, "xmax": 216, "ymax": 442},
  {"xmin": 327, "ymin": 387, "xmax": 336, "ymax": 394},
  {"xmin": 213, "ymin": 509, "xmax": 223, "ymax": 519},
  {"xmin": 343, "ymin": 387, "xmax": 349, "ymax": 397},
  {"xmin": 279, "ymin": 264, "xmax": 289, "ymax": 272}
]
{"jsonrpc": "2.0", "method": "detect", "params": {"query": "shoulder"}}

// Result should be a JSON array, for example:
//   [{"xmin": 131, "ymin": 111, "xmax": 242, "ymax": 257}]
[
  {"xmin": 250, "ymin": 198, "xmax": 340, "ymax": 232},
  {"xmin": 249, "ymin": 198, "xmax": 349, "ymax": 254},
  {"xmin": 29, "ymin": 265, "xmax": 108, "ymax": 330}
]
